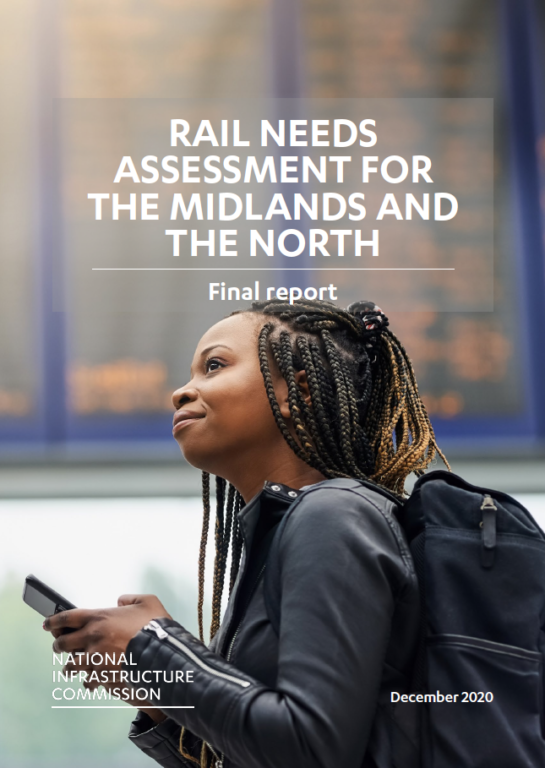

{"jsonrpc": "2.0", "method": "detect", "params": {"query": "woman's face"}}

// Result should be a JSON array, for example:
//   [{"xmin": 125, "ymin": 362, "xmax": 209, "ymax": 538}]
[{"xmin": 171, "ymin": 312, "xmax": 290, "ymax": 482}]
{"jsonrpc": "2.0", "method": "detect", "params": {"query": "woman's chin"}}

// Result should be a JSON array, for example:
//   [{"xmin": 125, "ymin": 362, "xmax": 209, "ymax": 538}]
[{"xmin": 175, "ymin": 440, "xmax": 218, "ymax": 476}]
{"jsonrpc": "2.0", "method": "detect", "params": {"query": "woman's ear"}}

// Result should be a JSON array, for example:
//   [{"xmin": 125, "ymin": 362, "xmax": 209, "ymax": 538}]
[
  {"xmin": 278, "ymin": 369, "xmax": 312, "ymax": 420},
  {"xmin": 295, "ymin": 370, "xmax": 312, "ymax": 407}
]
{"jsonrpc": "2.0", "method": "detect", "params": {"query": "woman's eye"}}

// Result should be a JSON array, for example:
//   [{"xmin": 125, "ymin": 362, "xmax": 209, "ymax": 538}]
[{"xmin": 205, "ymin": 358, "xmax": 224, "ymax": 373}]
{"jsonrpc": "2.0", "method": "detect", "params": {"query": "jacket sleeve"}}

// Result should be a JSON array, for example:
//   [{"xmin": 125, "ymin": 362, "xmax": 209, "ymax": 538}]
[
  {"xmin": 128, "ymin": 711, "xmax": 201, "ymax": 768},
  {"xmin": 126, "ymin": 486, "xmax": 415, "ymax": 768}
]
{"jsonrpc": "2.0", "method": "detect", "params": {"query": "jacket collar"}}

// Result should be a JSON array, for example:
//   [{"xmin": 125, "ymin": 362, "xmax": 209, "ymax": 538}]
[
  {"xmin": 209, "ymin": 482, "xmax": 303, "ymax": 654},
  {"xmin": 237, "ymin": 481, "xmax": 304, "ymax": 556}
]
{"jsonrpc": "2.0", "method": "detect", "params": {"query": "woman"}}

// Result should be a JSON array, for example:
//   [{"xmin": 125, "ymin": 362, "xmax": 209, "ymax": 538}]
[{"xmin": 45, "ymin": 298, "xmax": 448, "ymax": 768}]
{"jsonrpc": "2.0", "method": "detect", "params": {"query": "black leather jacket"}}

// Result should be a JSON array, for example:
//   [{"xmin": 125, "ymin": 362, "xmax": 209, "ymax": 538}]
[{"xmin": 126, "ymin": 478, "xmax": 421, "ymax": 768}]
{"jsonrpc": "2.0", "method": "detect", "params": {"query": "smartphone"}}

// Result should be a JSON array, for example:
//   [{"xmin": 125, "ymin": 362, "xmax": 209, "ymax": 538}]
[{"xmin": 23, "ymin": 574, "xmax": 77, "ymax": 631}]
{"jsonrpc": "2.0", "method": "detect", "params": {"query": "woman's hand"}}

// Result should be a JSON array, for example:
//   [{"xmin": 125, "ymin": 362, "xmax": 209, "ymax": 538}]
[{"xmin": 44, "ymin": 593, "xmax": 171, "ymax": 715}]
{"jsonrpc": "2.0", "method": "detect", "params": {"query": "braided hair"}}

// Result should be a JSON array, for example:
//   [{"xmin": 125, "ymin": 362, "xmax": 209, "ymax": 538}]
[
  {"xmin": 195, "ymin": 298, "xmax": 449, "ymax": 644},
  {"xmin": 185, "ymin": 297, "xmax": 449, "ymax": 766}
]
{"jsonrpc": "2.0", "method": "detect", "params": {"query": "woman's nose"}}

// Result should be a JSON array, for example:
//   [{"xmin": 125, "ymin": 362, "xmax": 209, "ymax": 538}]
[{"xmin": 171, "ymin": 384, "xmax": 198, "ymax": 410}]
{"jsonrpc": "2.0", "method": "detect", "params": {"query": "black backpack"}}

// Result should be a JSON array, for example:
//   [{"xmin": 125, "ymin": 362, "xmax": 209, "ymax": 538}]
[
  {"xmin": 403, "ymin": 469, "xmax": 545, "ymax": 767},
  {"xmin": 263, "ymin": 471, "xmax": 545, "ymax": 767}
]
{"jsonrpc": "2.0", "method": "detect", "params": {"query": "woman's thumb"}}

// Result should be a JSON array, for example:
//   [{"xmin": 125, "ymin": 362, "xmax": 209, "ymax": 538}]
[{"xmin": 117, "ymin": 593, "xmax": 142, "ymax": 607}]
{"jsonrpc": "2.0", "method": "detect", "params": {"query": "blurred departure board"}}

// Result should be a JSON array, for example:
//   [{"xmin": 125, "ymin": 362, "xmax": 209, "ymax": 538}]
[
  {"xmin": 296, "ymin": 0, "xmax": 526, "ymax": 420},
  {"xmin": 0, "ymin": 0, "xmax": 39, "ymax": 426},
  {"xmin": 3, "ymin": 0, "xmax": 543, "ymax": 444},
  {"xmin": 57, "ymin": 0, "xmax": 527, "ymax": 429},
  {"xmin": 60, "ymin": 0, "xmax": 267, "ymax": 100},
  {"xmin": 58, "ymin": 0, "xmax": 271, "ymax": 428}
]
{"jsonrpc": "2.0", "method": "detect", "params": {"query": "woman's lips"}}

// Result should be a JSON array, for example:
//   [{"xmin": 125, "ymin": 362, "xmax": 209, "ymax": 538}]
[{"xmin": 172, "ymin": 411, "xmax": 204, "ymax": 436}]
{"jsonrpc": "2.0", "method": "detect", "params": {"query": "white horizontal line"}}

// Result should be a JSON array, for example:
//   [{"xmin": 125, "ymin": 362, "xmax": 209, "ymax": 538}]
[
  {"xmin": 51, "ymin": 705, "xmax": 195, "ymax": 709},
  {"xmin": 92, "ymin": 267, "xmax": 455, "ymax": 272}
]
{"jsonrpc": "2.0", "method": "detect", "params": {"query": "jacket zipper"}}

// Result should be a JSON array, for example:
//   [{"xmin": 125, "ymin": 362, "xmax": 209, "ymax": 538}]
[
  {"xmin": 205, "ymin": 741, "xmax": 223, "ymax": 768},
  {"xmin": 144, "ymin": 620, "xmax": 251, "ymax": 768},
  {"xmin": 226, "ymin": 562, "xmax": 267, "ymax": 662},
  {"xmin": 219, "ymin": 563, "xmax": 267, "ymax": 767},
  {"xmin": 143, "ymin": 620, "xmax": 250, "ymax": 688}
]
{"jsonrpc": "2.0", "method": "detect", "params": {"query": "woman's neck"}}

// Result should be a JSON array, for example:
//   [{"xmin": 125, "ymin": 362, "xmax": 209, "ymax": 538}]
[{"xmin": 235, "ymin": 459, "xmax": 327, "ymax": 504}]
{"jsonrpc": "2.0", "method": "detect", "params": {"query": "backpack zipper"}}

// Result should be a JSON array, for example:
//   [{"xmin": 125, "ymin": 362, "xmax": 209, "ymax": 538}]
[{"xmin": 480, "ymin": 494, "xmax": 497, "ymax": 569}]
